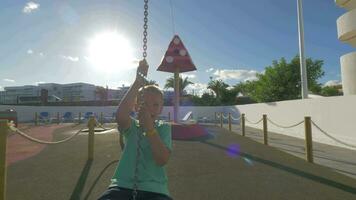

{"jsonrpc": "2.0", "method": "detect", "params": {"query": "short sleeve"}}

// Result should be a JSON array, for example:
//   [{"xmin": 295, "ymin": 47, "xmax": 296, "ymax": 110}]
[{"xmin": 158, "ymin": 123, "xmax": 172, "ymax": 151}]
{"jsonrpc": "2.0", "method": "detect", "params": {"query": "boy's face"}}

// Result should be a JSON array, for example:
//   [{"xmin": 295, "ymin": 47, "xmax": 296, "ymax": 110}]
[{"xmin": 137, "ymin": 92, "xmax": 163, "ymax": 120}]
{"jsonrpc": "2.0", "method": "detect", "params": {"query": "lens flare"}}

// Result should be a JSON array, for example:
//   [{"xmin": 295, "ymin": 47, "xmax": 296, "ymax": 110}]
[{"xmin": 226, "ymin": 144, "xmax": 240, "ymax": 158}]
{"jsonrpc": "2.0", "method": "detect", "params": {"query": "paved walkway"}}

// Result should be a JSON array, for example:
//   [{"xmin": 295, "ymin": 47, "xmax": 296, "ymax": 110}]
[
  {"xmin": 226, "ymin": 123, "xmax": 356, "ymax": 179},
  {"xmin": 6, "ymin": 123, "xmax": 356, "ymax": 200}
]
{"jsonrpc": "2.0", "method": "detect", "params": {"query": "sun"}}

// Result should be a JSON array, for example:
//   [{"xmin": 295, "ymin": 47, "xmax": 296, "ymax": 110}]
[{"xmin": 87, "ymin": 31, "xmax": 136, "ymax": 72}]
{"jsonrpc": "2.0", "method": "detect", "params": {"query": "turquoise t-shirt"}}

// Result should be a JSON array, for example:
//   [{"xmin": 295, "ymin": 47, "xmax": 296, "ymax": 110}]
[{"xmin": 111, "ymin": 118, "xmax": 172, "ymax": 196}]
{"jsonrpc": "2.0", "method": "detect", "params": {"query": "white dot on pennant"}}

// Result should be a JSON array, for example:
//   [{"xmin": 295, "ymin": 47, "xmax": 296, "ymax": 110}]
[
  {"xmin": 179, "ymin": 49, "xmax": 187, "ymax": 56},
  {"xmin": 173, "ymin": 38, "xmax": 180, "ymax": 44},
  {"xmin": 166, "ymin": 56, "xmax": 174, "ymax": 63}
]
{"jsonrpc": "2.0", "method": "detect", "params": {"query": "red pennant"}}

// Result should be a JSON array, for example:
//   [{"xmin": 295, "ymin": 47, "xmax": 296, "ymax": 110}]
[{"xmin": 157, "ymin": 35, "xmax": 196, "ymax": 73}]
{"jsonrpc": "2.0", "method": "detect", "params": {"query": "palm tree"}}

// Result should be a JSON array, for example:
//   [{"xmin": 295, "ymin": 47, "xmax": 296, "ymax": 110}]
[
  {"xmin": 145, "ymin": 79, "xmax": 158, "ymax": 86},
  {"xmin": 207, "ymin": 79, "xmax": 229, "ymax": 99},
  {"xmin": 164, "ymin": 76, "xmax": 194, "ymax": 95}
]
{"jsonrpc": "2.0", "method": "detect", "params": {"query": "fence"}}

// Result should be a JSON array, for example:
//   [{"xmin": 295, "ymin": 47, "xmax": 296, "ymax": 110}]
[
  {"xmin": 214, "ymin": 112, "xmax": 356, "ymax": 164},
  {"xmin": 0, "ymin": 117, "xmax": 116, "ymax": 200}
]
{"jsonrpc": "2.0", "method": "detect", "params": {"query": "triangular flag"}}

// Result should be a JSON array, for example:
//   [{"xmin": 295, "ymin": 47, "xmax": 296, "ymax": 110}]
[{"xmin": 157, "ymin": 35, "xmax": 196, "ymax": 73}]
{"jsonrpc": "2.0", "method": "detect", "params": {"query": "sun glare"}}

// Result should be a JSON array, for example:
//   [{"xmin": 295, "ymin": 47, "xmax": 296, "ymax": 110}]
[{"xmin": 87, "ymin": 31, "xmax": 136, "ymax": 72}]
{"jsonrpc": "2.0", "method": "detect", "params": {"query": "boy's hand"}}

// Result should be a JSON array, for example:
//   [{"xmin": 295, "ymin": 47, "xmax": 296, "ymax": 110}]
[
  {"xmin": 135, "ymin": 59, "xmax": 149, "ymax": 85},
  {"xmin": 138, "ymin": 106, "xmax": 154, "ymax": 132}
]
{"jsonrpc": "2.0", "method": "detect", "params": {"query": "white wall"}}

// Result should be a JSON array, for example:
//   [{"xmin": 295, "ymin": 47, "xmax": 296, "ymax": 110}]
[
  {"xmin": 1, "ymin": 95, "xmax": 356, "ymax": 149},
  {"xmin": 234, "ymin": 95, "xmax": 356, "ymax": 150}
]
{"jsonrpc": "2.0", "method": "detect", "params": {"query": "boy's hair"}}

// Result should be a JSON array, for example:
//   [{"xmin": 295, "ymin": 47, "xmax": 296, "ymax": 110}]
[{"xmin": 138, "ymin": 85, "xmax": 163, "ymax": 100}]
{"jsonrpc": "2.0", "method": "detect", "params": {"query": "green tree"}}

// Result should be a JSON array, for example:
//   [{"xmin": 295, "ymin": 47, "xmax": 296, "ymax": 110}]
[
  {"xmin": 164, "ymin": 76, "xmax": 194, "ymax": 95},
  {"xmin": 207, "ymin": 79, "xmax": 229, "ymax": 99},
  {"xmin": 237, "ymin": 56, "xmax": 324, "ymax": 102},
  {"xmin": 320, "ymin": 85, "xmax": 342, "ymax": 96}
]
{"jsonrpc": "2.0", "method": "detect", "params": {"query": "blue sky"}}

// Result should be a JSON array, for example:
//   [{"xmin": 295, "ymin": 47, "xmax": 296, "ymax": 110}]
[{"xmin": 0, "ymin": 0, "xmax": 353, "ymax": 94}]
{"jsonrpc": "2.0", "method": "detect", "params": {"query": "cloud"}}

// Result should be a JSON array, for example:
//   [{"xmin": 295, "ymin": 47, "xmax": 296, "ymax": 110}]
[
  {"xmin": 324, "ymin": 80, "xmax": 341, "ymax": 87},
  {"xmin": 0, "ymin": 86, "xmax": 3, "ymax": 91},
  {"xmin": 27, "ymin": 49, "xmax": 33, "ymax": 54},
  {"xmin": 23, "ymin": 2, "xmax": 40, "ymax": 13},
  {"xmin": 3, "ymin": 79, "xmax": 15, "ymax": 83},
  {"xmin": 213, "ymin": 69, "xmax": 258, "ymax": 82},
  {"xmin": 39, "ymin": 52, "xmax": 45, "ymax": 57},
  {"xmin": 181, "ymin": 73, "xmax": 196, "ymax": 79},
  {"xmin": 60, "ymin": 55, "xmax": 79, "ymax": 62},
  {"xmin": 35, "ymin": 81, "xmax": 45, "ymax": 85},
  {"xmin": 186, "ymin": 82, "xmax": 209, "ymax": 96},
  {"xmin": 206, "ymin": 67, "xmax": 214, "ymax": 73}
]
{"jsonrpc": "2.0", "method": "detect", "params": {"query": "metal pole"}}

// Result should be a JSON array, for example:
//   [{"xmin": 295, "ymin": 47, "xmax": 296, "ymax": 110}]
[
  {"xmin": 0, "ymin": 120, "xmax": 8, "ymax": 200},
  {"xmin": 297, "ymin": 0, "xmax": 308, "ymax": 99},
  {"xmin": 173, "ymin": 68, "xmax": 180, "ymax": 123},
  {"xmin": 220, "ymin": 112, "xmax": 223, "ymax": 128}
]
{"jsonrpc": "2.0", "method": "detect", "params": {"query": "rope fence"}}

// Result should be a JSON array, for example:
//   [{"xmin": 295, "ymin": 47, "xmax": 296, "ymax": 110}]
[
  {"xmin": 8, "ymin": 125, "xmax": 85, "ymax": 145},
  {"xmin": 245, "ymin": 117, "xmax": 263, "ymax": 125},
  {"xmin": 311, "ymin": 120, "xmax": 356, "ymax": 149},
  {"xmin": 212, "ymin": 112, "xmax": 356, "ymax": 163},
  {"xmin": 267, "ymin": 118, "xmax": 304, "ymax": 129},
  {"xmin": 0, "ymin": 116, "xmax": 102, "ymax": 199}
]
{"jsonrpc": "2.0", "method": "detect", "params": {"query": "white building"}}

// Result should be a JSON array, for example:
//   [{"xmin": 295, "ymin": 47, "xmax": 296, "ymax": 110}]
[
  {"xmin": 2, "ymin": 85, "xmax": 39, "ymax": 104},
  {"xmin": 0, "ymin": 82, "xmax": 131, "ymax": 104},
  {"xmin": 335, "ymin": 0, "xmax": 356, "ymax": 95},
  {"xmin": 0, "ymin": 91, "xmax": 5, "ymax": 104},
  {"xmin": 60, "ymin": 83, "xmax": 96, "ymax": 102}
]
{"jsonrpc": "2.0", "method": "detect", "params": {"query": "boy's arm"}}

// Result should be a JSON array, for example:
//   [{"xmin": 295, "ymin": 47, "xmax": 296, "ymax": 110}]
[
  {"xmin": 116, "ymin": 60, "xmax": 148, "ymax": 130},
  {"xmin": 146, "ymin": 131, "xmax": 170, "ymax": 166}
]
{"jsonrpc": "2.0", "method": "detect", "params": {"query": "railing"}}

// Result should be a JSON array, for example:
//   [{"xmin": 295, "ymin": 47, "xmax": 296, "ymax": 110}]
[
  {"xmin": 0, "ymin": 117, "xmax": 117, "ymax": 200},
  {"xmin": 214, "ymin": 112, "xmax": 356, "ymax": 164}
]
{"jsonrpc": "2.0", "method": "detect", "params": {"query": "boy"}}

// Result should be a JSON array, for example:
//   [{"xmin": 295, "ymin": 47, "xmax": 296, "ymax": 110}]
[{"xmin": 98, "ymin": 60, "xmax": 173, "ymax": 200}]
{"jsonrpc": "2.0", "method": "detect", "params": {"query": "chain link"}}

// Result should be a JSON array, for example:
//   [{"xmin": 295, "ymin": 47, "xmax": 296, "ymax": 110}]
[
  {"xmin": 132, "ymin": 1, "xmax": 149, "ymax": 199},
  {"xmin": 142, "ymin": 0, "xmax": 148, "ymax": 59}
]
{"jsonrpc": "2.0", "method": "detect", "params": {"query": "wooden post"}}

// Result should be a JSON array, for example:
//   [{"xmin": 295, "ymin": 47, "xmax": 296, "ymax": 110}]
[
  {"xmin": 263, "ymin": 114, "xmax": 268, "ymax": 145},
  {"xmin": 304, "ymin": 116, "xmax": 313, "ymax": 163},
  {"xmin": 35, "ymin": 112, "xmax": 38, "ymax": 126},
  {"xmin": 214, "ymin": 112, "xmax": 217, "ymax": 126},
  {"xmin": 100, "ymin": 112, "xmax": 103, "ymax": 124},
  {"xmin": 78, "ymin": 112, "xmax": 82, "ymax": 124},
  {"xmin": 228, "ymin": 113, "xmax": 232, "ymax": 132},
  {"xmin": 87, "ymin": 116, "xmax": 96, "ymax": 160},
  {"xmin": 220, "ymin": 112, "xmax": 223, "ymax": 128},
  {"xmin": 57, "ymin": 112, "xmax": 60, "ymax": 124},
  {"xmin": 0, "ymin": 120, "xmax": 8, "ymax": 200},
  {"xmin": 242, "ymin": 114, "xmax": 245, "ymax": 136}
]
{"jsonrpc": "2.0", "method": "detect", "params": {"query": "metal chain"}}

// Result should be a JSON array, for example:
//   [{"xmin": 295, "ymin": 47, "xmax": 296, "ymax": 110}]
[
  {"xmin": 132, "ymin": 1, "xmax": 149, "ymax": 199},
  {"xmin": 143, "ymin": 0, "xmax": 148, "ymax": 59}
]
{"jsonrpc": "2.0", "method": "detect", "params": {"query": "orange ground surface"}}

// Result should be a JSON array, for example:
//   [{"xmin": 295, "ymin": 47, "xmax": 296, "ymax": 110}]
[{"xmin": 6, "ymin": 124, "xmax": 68, "ymax": 166}]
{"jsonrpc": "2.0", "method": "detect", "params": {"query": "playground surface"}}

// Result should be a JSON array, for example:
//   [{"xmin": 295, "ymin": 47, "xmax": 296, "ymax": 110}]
[{"xmin": 5, "ymin": 123, "xmax": 356, "ymax": 200}]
